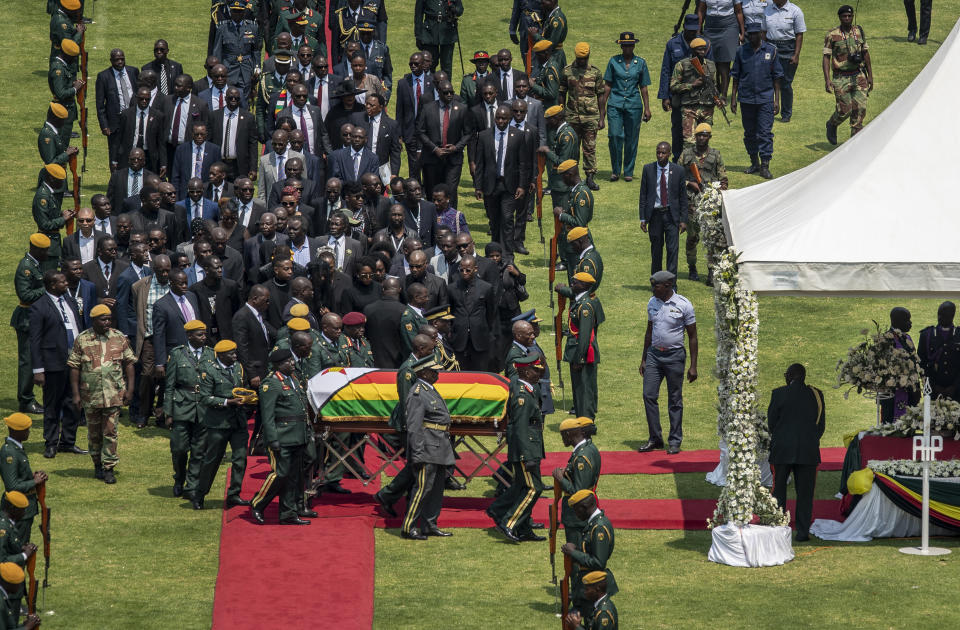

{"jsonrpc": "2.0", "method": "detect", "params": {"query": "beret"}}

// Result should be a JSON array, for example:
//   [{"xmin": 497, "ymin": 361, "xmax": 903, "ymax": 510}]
[
  {"xmin": 566, "ymin": 226, "xmax": 589, "ymax": 242},
  {"xmin": 3, "ymin": 414, "xmax": 32, "ymax": 431},
  {"xmin": 838, "ymin": 5, "xmax": 855, "ymax": 15},
  {"xmin": 695, "ymin": 122, "xmax": 712, "ymax": 134},
  {"xmin": 544, "ymin": 105, "xmax": 563, "ymax": 118},
  {"xmin": 270, "ymin": 348, "xmax": 293, "ymax": 363},
  {"xmin": 582, "ymin": 571, "xmax": 607, "ymax": 585},
  {"xmin": 289, "ymin": 303, "xmax": 310, "ymax": 317},
  {"xmin": 61, "ymin": 39, "xmax": 81, "ymax": 56},
  {"xmin": 568, "ymin": 489, "xmax": 595, "ymax": 506},
  {"xmin": 4, "ymin": 492, "xmax": 28, "ymax": 509},
  {"xmin": 572, "ymin": 272, "xmax": 595, "ymax": 284},
  {"xmin": 183, "ymin": 319, "xmax": 207, "ymax": 331},
  {"xmin": 214, "ymin": 339, "xmax": 237, "ymax": 353},
  {"xmin": 574, "ymin": 42, "xmax": 590, "ymax": 57},
  {"xmin": 342, "ymin": 312, "xmax": 366, "ymax": 326},
  {"xmin": 0, "ymin": 563, "xmax": 24, "ymax": 585},
  {"xmin": 532, "ymin": 39, "xmax": 553, "ymax": 52},
  {"xmin": 650, "ymin": 270, "xmax": 676, "ymax": 284},
  {"xmin": 287, "ymin": 317, "xmax": 310, "ymax": 331},
  {"xmin": 44, "ymin": 163, "xmax": 67, "ymax": 180},
  {"xmin": 30, "ymin": 233, "xmax": 51, "ymax": 248},
  {"xmin": 690, "ymin": 37, "xmax": 707, "ymax": 48},
  {"xmin": 61, "ymin": 0, "xmax": 82, "ymax": 9},
  {"xmin": 49, "ymin": 102, "xmax": 69, "ymax": 119},
  {"xmin": 90, "ymin": 304, "xmax": 112, "ymax": 318},
  {"xmin": 557, "ymin": 159, "xmax": 577, "ymax": 174}
]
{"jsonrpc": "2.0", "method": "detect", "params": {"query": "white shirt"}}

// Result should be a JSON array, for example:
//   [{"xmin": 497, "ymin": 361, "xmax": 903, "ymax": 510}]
[
  {"xmin": 174, "ymin": 292, "xmax": 196, "ymax": 321},
  {"xmin": 78, "ymin": 231, "xmax": 97, "ymax": 263},
  {"xmin": 294, "ymin": 106, "xmax": 315, "ymax": 151},
  {"xmin": 655, "ymin": 162, "xmax": 670, "ymax": 208},
  {"xmin": 317, "ymin": 75, "xmax": 332, "ymax": 118},
  {"xmin": 191, "ymin": 263, "xmax": 205, "ymax": 282},
  {"xmin": 237, "ymin": 200, "xmax": 253, "ymax": 228},
  {"xmin": 96, "ymin": 217, "xmax": 113, "ymax": 235},
  {"xmin": 369, "ymin": 114, "xmax": 381, "ymax": 152},
  {"xmin": 222, "ymin": 108, "xmax": 239, "ymax": 158},
  {"xmin": 210, "ymin": 86, "xmax": 226, "ymax": 111},
  {"xmin": 500, "ymin": 69, "xmax": 514, "ymax": 99}
]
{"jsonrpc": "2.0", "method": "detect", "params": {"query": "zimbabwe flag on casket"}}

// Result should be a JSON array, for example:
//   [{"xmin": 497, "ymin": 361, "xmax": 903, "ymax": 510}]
[{"xmin": 307, "ymin": 368, "xmax": 510, "ymax": 424}]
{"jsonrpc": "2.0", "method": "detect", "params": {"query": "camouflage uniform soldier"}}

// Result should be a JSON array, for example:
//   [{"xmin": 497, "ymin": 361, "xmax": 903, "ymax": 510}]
[
  {"xmin": 678, "ymin": 123, "xmax": 727, "ymax": 285},
  {"xmin": 540, "ymin": 105, "xmax": 579, "ymax": 211},
  {"xmin": 559, "ymin": 43, "xmax": 606, "ymax": 191},
  {"xmin": 11, "ymin": 235, "xmax": 49, "ymax": 414},
  {"xmin": 823, "ymin": 5, "xmax": 873, "ymax": 145},
  {"xmin": 67, "ymin": 304, "xmax": 136, "ymax": 484},
  {"xmin": 669, "ymin": 39, "xmax": 717, "ymax": 150},
  {"xmin": 530, "ymin": 40, "xmax": 562, "ymax": 110}
]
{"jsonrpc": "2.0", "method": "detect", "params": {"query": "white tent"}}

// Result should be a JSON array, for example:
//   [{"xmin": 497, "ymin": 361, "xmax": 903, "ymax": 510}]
[{"xmin": 722, "ymin": 19, "xmax": 960, "ymax": 296}]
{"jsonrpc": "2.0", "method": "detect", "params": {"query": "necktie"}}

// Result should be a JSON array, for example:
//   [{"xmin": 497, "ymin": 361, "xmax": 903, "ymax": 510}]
[
  {"xmin": 218, "ymin": 89, "xmax": 224, "ymax": 109},
  {"xmin": 194, "ymin": 201, "xmax": 202, "ymax": 221},
  {"xmin": 139, "ymin": 267, "xmax": 147, "ymax": 279},
  {"xmin": 195, "ymin": 348, "xmax": 202, "ymax": 362},
  {"xmin": 415, "ymin": 78, "xmax": 422, "ymax": 113},
  {"xmin": 213, "ymin": 187, "xmax": 220, "ymax": 203},
  {"xmin": 441, "ymin": 106, "xmax": 450, "ymax": 146},
  {"xmin": 119, "ymin": 72, "xmax": 130, "ymax": 111},
  {"xmin": 332, "ymin": 239, "xmax": 341, "ymax": 270},
  {"xmin": 159, "ymin": 65, "xmax": 169, "ymax": 95},
  {"xmin": 256, "ymin": 312, "xmax": 269, "ymax": 341},
  {"xmin": 488, "ymin": 105, "xmax": 495, "ymax": 130},
  {"xmin": 239, "ymin": 204, "xmax": 248, "ymax": 227},
  {"xmin": 98, "ymin": 219, "xmax": 109, "ymax": 233},
  {"xmin": 103, "ymin": 263, "xmax": 111, "ymax": 281},
  {"xmin": 299, "ymin": 110, "xmax": 310, "ymax": 153},
  {"xmin": 172, "ymin": 98, "xmax": 183, "ymax": 143},
  {"xmin": 131, "ymin": 171, "xmax": 141, "ymax": 196},
  {"xmin": 353, "ymin": 152, "xmax": 361, "ymax": 180},
  {"xmin": 224, "ymin": 112, "xmax": 234, "ymax": 158},
  {"xmin": 194, "ymin": 147, "xmax": 203, "ymax": 178},
  {"xmin": 501, "ymin": 72, "xmax": 508, "ymax": 99},
  {"xmin": 58, "ymin": 297, "xmax": 75, "ymax": 347},
  {"xmin": 496, "ymin": 130, "xmax": 505, "ymax": 176},
  {"xmin": 178, "ymin": 295, "xmax": 191, "ymax": 321},
  {"xmin": 316, "ymin": 79, "xmax": 325, "ymax": 114},
  {"xmin": 659, "ymin": 167, "xmax": 668, "ymax": 208},
  {"xmin": 277, "ymin": 154, "xmax": 285, "ymax": 181},
  {"xmin": 137, "ymin": 111, "xmax": 146, "ymax": 148}
]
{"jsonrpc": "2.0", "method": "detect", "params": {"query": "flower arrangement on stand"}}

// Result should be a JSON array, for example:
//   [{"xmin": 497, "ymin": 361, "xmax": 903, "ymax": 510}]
[{"xmin": 836, "ymin": 324, "xmax": 922, "ymax": 398}]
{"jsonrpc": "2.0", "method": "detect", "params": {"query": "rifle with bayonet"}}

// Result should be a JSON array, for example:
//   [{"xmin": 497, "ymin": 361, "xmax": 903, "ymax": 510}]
[
  {"xmin": 537, "ymin": 153, "xmax": 545, "ymax": 260},
  {"xmin": 689, "ymin": 57, "xmax": 730, "ymax": 125},
  {"xmin": 79, "ymin": 32, "xmax": 89, "ymax": 172},
  {"xmin": 67, "ymin": 153, "xmax": 80, "ymax": 235},
  {"xmin": 548, "ymin": 210, "xmax": 566, "ymax": 409}
]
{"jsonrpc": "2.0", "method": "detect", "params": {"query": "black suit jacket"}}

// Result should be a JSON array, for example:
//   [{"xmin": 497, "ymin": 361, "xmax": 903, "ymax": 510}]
[
  {"xmin": 394, "ymin": 72, "xmax": 434, "ymax": 144},
  {"xmin": 29, "ymin": 293, "xmax": 81, "ymax": 371},
  {"xmin": 189, "ymin": 278, "xmax": 242, "ymax": 342},
  {"xmin": 82, "ymin": 258, "xmax": 130, "ymax": 301},
  {"xmin": 767, "ymin": 380, "xmax": 826, "ymax": 465},
  {"xmin": 403, "ymin": 272, "xmax": 448, "ymax": 310},
  {"xmin": 402, "ymin": 200, "xmax": 437, "ymax": 247},
  {"xmin": 468, "ymin": 100, "xmax": 502, "ymax": 164},
  {"xmin": 417, "ymin": 100, "xmax": 472, "ymax": 165},
  {"xmin": 268, "ymin": 178, "xmax": 320, "ymax": 210},
  {"xmin": 349, "ymin": 111, "xmax": 402, "ymax": 174},
  {"xmin": 152, "ymin": 291, "xmax": 201, "ymax": 366},
  {"xmin": 324, "ymin": 102, "xmax": 365, "ymax": 150},
  {"xmin": 96, "ymin": 65, "xmax": 140, "ymax": 132},
  {"xmin": 277, "ymin": 104, "xmax": 333, "ymax": 157},
  {"xmin": 171, "ymin": 141, "xmax": 222, "ymax": 199},
  {"xmin": 142, "ymin": 59, "xmax": 185, "ymax": 97},
  {"xmin": 209, "ymin": 107, "xmax": 259, "ymax": 177},
  {"xmin": 492, "ymin": 68, "xmax": 527, "ymax": 101},
  {"xmin": 638, "ymin": 161, "xmax": 688, "ymax": 224},
  {"xmin": 318, "ymin": 233, "xmax": 364, "ymax": 277},
  {"xmin": 242, "ymin": 233, "xmax": 290, "ymax": 284},
  {"xmin": 203, "ymin": 180, "xmax": 235, "ymax": 203},
  {"xmin": 117, "ymin": 107, "xmax": 167, "ymax": 172},
  {"xmin": 448, "ymin": 276, "xmax": 497, "ymax": 352},
  {"xmin": 472, "ymin": 126, "xmax": 531, "ymax": 196},
  {"xmin": 61, "ymin": 230, "xmax": 104, "ymax": 262},
  {"xmin": 161, "ymin": 93, "xmax": 210, "ymax": 147},
  {"xmin": 219, "ymin": 245, "xmax": 246, "ymax": 288},
  {"xmin": 363, "ymin": 295, "xmax": 407, "ymax": 368},
  {"xmin": 107, "ymin": 168, "xmax": 157, "ymax": 212},
  {"xmin": 123, "ymin": 207, "xmax": 178, "ymax": 246},
  {"xmin": 232, "ymin": 305, "xmax": 276, "ymax": 380}
]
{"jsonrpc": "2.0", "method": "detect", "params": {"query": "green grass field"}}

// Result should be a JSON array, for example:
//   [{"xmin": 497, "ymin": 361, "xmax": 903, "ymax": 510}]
[{"xmin": 3, "ymin": 1, "xmax": 959, "ymax": 628}]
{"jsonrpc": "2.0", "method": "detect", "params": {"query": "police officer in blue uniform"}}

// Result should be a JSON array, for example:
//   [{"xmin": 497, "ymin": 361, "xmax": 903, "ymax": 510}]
[
  {"xmin": 730, "ymin": 22, "xmax": 783, "ymax": 179},
  {"xmin": 213, "ymin": 0, "xmax": 263, "ymax": 96}
]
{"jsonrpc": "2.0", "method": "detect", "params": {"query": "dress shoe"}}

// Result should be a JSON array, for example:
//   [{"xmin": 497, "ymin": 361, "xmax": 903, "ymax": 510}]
[
  {"xmin": 59, "ymin": 445, "xmax": 88, "ymax": 455},
  {"xmin": 20, "ymin": 402, "xmax": 43, "ymax": 415},
  {"xmin": 226, "ymin": 497, "xmax": 251, "ymax": 507},
  {"xmin": 425, "ymin": 527, "xmax": 453, "ymax": 537},
  {"xmin": 485, "ymin": 507, "xmax": 498, "ymax": 522},
  {"xmin": 918, "ymin": 36, "xmax": 928, "ymax": 45},
  {"xmin": 70, "ymin": 131, "xmax": 80, "ymax": 139},
  {"xmin": 134, "ymin": 418, "xmax": 147, "ymax": 429},
  {"xmin": 280, "ymin": 517, "xmax": 311, "ymax": 525},
  {"xmin": 193, "ymin": 499, "xmax": 205, "ymax": 510},
  {"xmin": 526, "ymin": 215, "xmax": 534, "ymax": 222},
  {"xmin": 298, "ymin": 509, "xmax": 319, "ymax": 519},
  {"xmin": 555, "ymin": 262, "xmax": 566, "ymax": 271},
  {"xmin": 568, "ymin": 408, "xmax": 576, "ymax": 415},
  {"xmin": 623, "ymin": 176, "xmax": 633, "ymax": 182},
  {"xmin": 324, "ymin": 482, "xmax": 352, "ymax": 494},
  {"xmin": 402, "ymin": 528, "xmax": 428, "ymax": 540},
  {"xmin": 515, "ymin": 246, "xmax": 530, "ymax": 255},
  {"xmin": 795, "ymin": 533, "xmax": 810, "ymax": 542},
  {"xmin": 530, "ymin": 521, "xmax": 545, "ymax": 529},
  {"xmin": 826, "ymin": 121, "xmax": 838, "ymax": 145},
  {"xmin": 908, "ymin": 30, "xmax": 917, "ymax": 42},
  {"xmin": 780, "ymin": 115, "xmax": 791, "ymax": 123},
  {"xmin": 373, "ymin": 491, "xmax": 398, "ymax": 517},
  {"xmin": 249, "ymin": 506, "xmax": 264, "ymax": 523},
  {"xmin": 666, "ymin": 444, "xmax": 681, "ymax": 455},
  {"xmin": 173, "ymin": 484, "xmax": 183, "ymax": 498},
  {"xmin": 103, "ymin": 469, "xmax": 116, "ymax": 484},
  {"xmin": 610, "ymin": 174, "xmax": 619, "ymax": 182},
  {"xmin": 43, "ymin": 447, "xmax": 56, "ymax": 459},
  {"xmin": 636, "ymin": 440, "xmax": 664, "ymax": 453},
  {"xmin": 519, "ymin": 531, "xmax": 546, "ymax": 542},
  {"xmin": 585, "ymin": 175, "xmax": 600, "ymax": 191},
  {"xmin": 496, "ymin": 523, "xmax": 521, "ymax": 543},
  {"xmin": 445, "ymin": 478, "xmax": 466, "ymax": 491}
]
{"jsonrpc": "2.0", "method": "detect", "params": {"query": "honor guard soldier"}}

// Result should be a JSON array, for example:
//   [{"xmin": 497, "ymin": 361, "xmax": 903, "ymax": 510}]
[
  {"xmin": 565, "ymin": 227, "xmax": 603, "ymax": 291},
  {"xmin": 342, "ymin": 312, "xmax": 375, "ymax": 367},
  {"xmin": 532, "ymin": 0, "xmax": 567, "ymax": 68},
  {"xmin": 213, "ymin": 0, "xmax": 263, "ymax": 96},
  {"xmin": 0, "ymin": 563, "xmax": 40, "ymax": 630},
  {"xmin": 540, "ymin": 106, "xmax": 578, "ymax": 209},
  {"xmin": 413, "ymin": 0, "xmax": 464, "ymax": 77},
  {"xmin": 530, "ymin": 40, "xmax": 562, "ymax": 111},
  {"xmin": 67, "ymin": 304, "xmax": 136, "ymax": 484},
  {"xmin": 823, "ymin": 5, "xmax": 873, "ymax": 145},
  {"xmin": 555, "ymin": 272, "xmax": 603, "ymax": 420},
  {"xmin": 400, "ymin": 283, "xmax": 429, "ymax": 353},
  {"xmin": 460, "ymin": 51, "xmax": 493, "ymax": 108},
  {"xmin": 333, "ymin": 0, "xmax": 377, "ymax": 64},
  {"xmin": 678, "ymin": 123, "xmax": 727, "ymax": 284},
  {"xmin": 425, "ymin": 306, "xmax": 459, "ymax": 370},
  {"xmin": 562, "ymin": 490, "xmax": 618, "ymax": 617},
  {"xmin": 39, "ymin": 103, "xmax": 78, "ymax": 169},
  {"xmin": 559, "ymin": 43, "xmax": 605, "ymax": 191},
  {"xmin": 195, "ymin": 340, "xmax": 251, "ymax": 510},
  {"xmin": 12, "ymin": 236, "xmax": 50, "ymax": 415},
  {"xmin": 163, "ymin": 320, "xmax": 216, "ymax": 499},
  {"xmin": 516, "ymin": 309, "xmax": 555, "ymax": 417},
  {"xmin": 0, "ymin": 414, "xmax": 48, "ymax": 543},
  {"xmin": 553, "ymin": 417, "xmax": 600, "ymax": 542},
  {"xmin": 34, "ymin": 165, "xmax": 72, "ymax": 275},
  {"xmin": 250, "ymin": 348, "xmax": 314, "ymax": 525},
  {"xmin": 0, "ymin": 490, "xmax": 36, "ymax": 619},
  {"xmin": 49, "ymin": 38, "xmax": 83, "ymax": 146},
  {"xmin": 488, "ymin": 355, "xmax": 546, "ymax": 543},
  {"xmin": 401, "ymin": 356, "xmax": 456, "ymax": 540},
  {"xmin": 552, "ymin": 161, "xmax": 593, "ymax": 282},
  {"xmin": 274, "ymin": 1, "xmax": 323, "ymax": 45},
  {"xmin": 918, "ymin": 302, "xmax": 960, "ymax": 402},
  {"xmin": 50, "ymin": 0, "xmax": 84, "ymax": 67},
  {"xmin": 316, "ymin": 312, "xmax": 354, "ymax": 494},
  {"xmin": 565, "ymin": 571, "xmax": 618, "ymax": 630}
]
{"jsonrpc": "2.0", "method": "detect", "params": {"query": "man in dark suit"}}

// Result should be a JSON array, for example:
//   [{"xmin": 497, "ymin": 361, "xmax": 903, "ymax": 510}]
[
  {"xmin": 349, "ymin": 93, "xmax": 402, "ymax": 181},
  {"xmin": 193, "ymin": 55, "xmax": 220, "ymax": 95},
  {"xmin": 328, "ymin": 126, "xmax": 379, "ymax": 184},
  {"xmin": 210, "ymin": 227, "xmax": 246, "ymax": 289},
  {"xmin": 114, "ymin": 243, "xmax": 151, "ymax": 341},
  {"xmin": 448, "ymin": 255, "xmax": 497, "ymax": 371},
  {"xmin": 195, "ymin": 63, "xmax": 231, "ymax": 113},
  {"xmin": 92, "ymin": 194, "xmax": 119, "ymax": 237},
  {"xmin": 62, "ymin": 208, "xmax": 103, "ymax": 264},
  {"xmin": 401, "ymin": 178, "xmax": 437, "ymax": 247},
  {"xmin": 467, "ymin": 82, "xmax": 502, "ymax": 170},
  {"xmin": 62, "ymin": 256, "xmax": 100, "ymax": 331},
  {"xmin": 363, "ymin": 276, "xmax": 407, "ymax": 368},
  {"xmin": 320, "ymin": 212, "xmax": 363, "ymax": 276},
  {"xmin": 243, "ymin": 212, "xmax": 289, "ymax": 284},
  {"xmin": 152, "ymin": 269, "xmax": 201, "ymax": 373},
  {"xmin": 454, "ymin": 232, "xmax": 502, "ymax": 300},
  {"xmin": 286, "ymin": 216, "xmax": 323, "ymax": 270},
  {"xmin": 768, "ymin": 363, "xmax": 825, "ymax": 542},
  {"xmin": 308, "ymin": 56, "xmax": 344, "ymax": 119},
  {"xmin": 209, "ymin": 87, "xmax": 258, "ymax": 183},
  {"xmin": 472, "ymin": 105, "xmax": 531, "ymax": 255},
  {"xmin": 638, "ymin": 141, "xmax": 688, "ymax": 279},
  {"xmin": 142, "ymin": 39, "xmax": 184, "ymax": 97},
  {"xmin": 492, "ymin": 49, "xmax": 527, "ymax": 101},
  {"xmin": 107, "ymin": 149, "xmax": 155, "ymax": 212},
  {"xmin": 96, "ymin": 48, "xmax": 139, "ymax": 167},
  {"xmin": 175, "ymin": 178, "xmax": 220, "ymax": 239},
  {"xmin": 171, "ymin": 123, "xmax": 221, "ymax": 200},
  {"xmin": 404, "ymin": 249, "xmax": 448, "ymax": 309},
  {"xmin": 267, "ymin": 158, "xmax": 321, "ymax": 208},
  {"xmin": 117, "ymin": 87, "xmax": 168, "ymax": 175},
  {"xmin": 277, "ymin": 83, "xmax": 333, "ymax": 159},
  {"xmin": 30, "ymin": 270, "xmax": 85, "ymax": 458},
  {"xmin": 232, "ymin": 284, "xmax": 276, "ymax": 390},
  {"xmin": 394, "ymin": 52, "xmax": 433, "ymax": 179},
  {"xmin": 202, "ymin": 163, "xmax": 235, "ymax": 203},
  {"xmin": 189, "ymin": 254, "xmax": 242, "ymax": 343},
  {"xmin": 163, "ymin": 74, "xmax": 210, "ymax": 173},
  {"xmin": 417, "ymin": 80, "xmax": 472, "ymax": 209},
  {"xmin": 229, "ymin": 177, "xmax": 265, "ymax": 236},
  {"xmin": 123, "ymin": 186, "xmax": 178, "ymax": 244},
  {"xmin": 81, "ymin": 237, "xmax": 130, "ymax": 308}
]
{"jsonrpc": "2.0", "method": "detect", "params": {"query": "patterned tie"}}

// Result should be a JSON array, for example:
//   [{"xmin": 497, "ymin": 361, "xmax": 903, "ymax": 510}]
[
  {"xmin": 496, "ymin": 130, "xmax": 505, "ymax": 176},
  {"xmin": 131, "ymin": 171, "xmax": 141, "ymax": 196},
  {"xmin": 213, "ymin": 187, "xmax": 220, "ymax": 203},
  {"xmin": 224, "ymin": 111, "xmax": 234, "ymax": 159},
  {"xmin": 103, "ymin": 262, "xmax": 111, "ymax": 281},
  {"xmin": 218, "ymin": 89, "xmax": 224, "ymax": 110},
  {"xmin": 415, "ymin": 78, "xmax": 422, "ymax": 114},
  {"xmin": 194, "ymin": 146, "xmax": 203, "ymax": 178},
  {"xmin": 137, "ymin": 111, "xmax": 146, "ymax": 148},
  {"xmin": 171, "ymin": 98, "xmax": 183, "ymax": 143},
  {"xmin": 194, "ymin": 201, "xmax": 202, "ymax": 221},
  {"xmin": 58, "ymin": 297, "xmax": 75, "ymax": 347},
  {"xmin": 353, "ymin": 152, "xmax": 361, "ymax": 180},
  {"xmin": 159, "ymin": 65, "xmax": 169, "ymax": 95},
  {"xmin": 119, "ymin": 71, "xmax": 130, "ymax": 111},
  {"xmin": 277, "ymin": 154, "xmax": 285, "ymax": 181},
  {"xmin": 178, "ymin": 295, "xmax": 191, "ymax": 322}
]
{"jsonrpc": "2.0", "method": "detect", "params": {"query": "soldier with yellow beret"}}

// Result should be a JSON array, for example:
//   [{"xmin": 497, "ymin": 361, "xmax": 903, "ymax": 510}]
[
  {"xmin": 0, "ymin": 414, "xmax": 48, "ymax": 543},
  {"xmin": 562, "ymin": 489, "xmax": 618, "ymax": 617},
  {"xmin": 554, "ymin": 271, "xmax": 604, "ymax": 419},
  {"xmin": 0, "ymin": 560, "xmax": 40, "ymax": 629},
  {"xmin": 539, "ymin": 105, "xmax": 579, "ymax": 213},
  {"xmin": 38, "ymin": 102, "xmax": 78, "ymax": 169},
  {"xmin": 552, "ymin": 160, "xmax": 594, "ymax": 283},
  {"xmin": 559, "ymin": 43, "xmax": 606, "ymax": 191},
  {"xmin": 12, "ymin": 236, "xmax": 50, "ymax": 414},
  {"xmin": 553, "ymin": 417, "xmax": 601, "ymax": 542},
  {"xmin": 49, "ymin": 38, "xmax": 85, "ymax": 146},
  {"xmin": 565, "ymin": 570, "xmax": 618, "ymax": 629},
  {"xmin": 33, "ymin": 166, "xmax": 74, "ymax": 272}
]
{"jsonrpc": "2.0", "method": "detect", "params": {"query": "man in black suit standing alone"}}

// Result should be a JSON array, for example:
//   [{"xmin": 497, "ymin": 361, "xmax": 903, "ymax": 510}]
[
  {"xmin": 767, "ymin": 363, "xmax": 825, "ymax": 542},
  {"xmin": 96, "ymin": 48, "xmax": 139, "ymax": 168},
  {"xmin": 417, "ymin": 80, "xmax": 472, "ymax": 209},
  {"xmin": 638, "ymin": 141, "xmax": 688, "ymax": 279},
  {"xmin": 447, "ymin": 255, "xmax": 497, "ymax": 371}
]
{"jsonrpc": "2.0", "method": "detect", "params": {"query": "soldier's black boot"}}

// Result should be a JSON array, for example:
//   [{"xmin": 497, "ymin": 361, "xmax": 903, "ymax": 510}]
[
  {"xmin": 688, "ymin": 265, "xmax": 699, "ymax": 281},
  {"xmin": 103, "ymin": 469, "xmax": 116, "ymax": 484},
  {"xmin": 585, "ymin": 174, "xmax": 600, "ymax": 191},
  {"xmin": 744, "ymin": 154, "xmax": 760, "ymax": 174},
  {"xmin": 759, "ymin": 161, "xmax": 773, "ymax": 179},
  {"xmin": 706, "ymin": 269, "xmax": 714, "ymax": 287},
  {"xmin": 826, "ymin": 121, "xmax": 838, "ymax": 145},
  {"xmin": 93, "ymin": 457, "xmax": 103, "ymax": 480}
]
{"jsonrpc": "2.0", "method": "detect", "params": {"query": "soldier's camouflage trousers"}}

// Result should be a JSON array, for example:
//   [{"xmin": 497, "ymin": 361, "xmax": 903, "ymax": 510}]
[
  {"xmin": 86, "ymin": 406, "xmax": 120, "ymax": 469},
  {"xmin": 568, "ymin": 117, "xmax": 599, "ymax": 175},
  {"xmin": 828, "ymin": 73, "xmax": 869, "ymax": 131}
]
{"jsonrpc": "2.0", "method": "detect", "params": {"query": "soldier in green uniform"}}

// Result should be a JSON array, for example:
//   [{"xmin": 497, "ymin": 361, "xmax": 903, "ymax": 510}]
[
  {"xmin": 250, "ymin": 349, "xmax": 314, "ymax": 525},
  {"xmin": 316, "ymin": 312, "xmax": 354, "ymax": 494},
  {"xmin": 163, "ymin": 320, "xmax": 216, "ymax": 499},
  {"xmin": 425, "ymin": 306, "xmax": 459, "ymax": 370},
  {"xmin": 562, "ymin": 490, "xmax": 618, "ymax": 617},
  {"xmin": 285, "ymin": 329, "xmax": 323, "ymax": 509},
  {"xmin": 67, "ymin": 305, "xmax": 136, "ymax": 485},
  {"xmin": 669, "ymin": 39, "xmax": 718, "ymax": 150},
  {"xmin": 565, "ymin": 227, "xmax": 603, "ymax": 292},
  {"xmin": 400, "ymin": 283, "xmax": 429, "ymax": 353},
  {"xmin": 413, "ymin": 0, "xmax": 463, "ymax": 77},
  {"xmin": 553, "ymin": 417, "xmax": 600, "ymax": 543},
  {"xmin": 195, "ymin": 340, "xmax": 251, "ymax": 510},
  {"xmin": 274, "ymin": 315, "xmax": 321, "ymax": 348},
  {"xmin": 679, "ymin": 122, "xmax": 727, "ymax": 285},
  {"xmin": 559, "ymin": 43, "xmax": 606, "ymax": 191},
  {"xmin": 342, "ymin": 312, "xmax": 375, "ymax": 367},
  {"xmin": 0, "ymin": 414, "xmax": 48, "ymax": 543},
  {"xmin": 556, "ymin": 272, "xmax": 603, "ymax": 420},
  {"xmin": 0, "ymin": 491, "xmax": 36, "ymax": 622},
  {"xmin": 488, "ymin": 356, "xmax": 546, "ymax": 543},
  {"xmin": 257, "ymin": 50, "xmax": 293, "ymax": 142},
  {"xmin": 459, "ymin": 51, "xmax": 493, "ymax": 107},
  {"xmin": 33, "ymin": 165, "xmax": 75, "ymax": 273},
  {"xmin": 530, "ymin": 40, "xmax": 562, "ymax": 111},
  {"xmin": 273, "ymin": 0, "xmax": 323, "ymax": 45},
  {"xmin": 540, "ymin": 105, "xmax": 578, "ymax": 210},
  {"xmin": 38, "ymin": 103, "xmax": 77, "ymax": 168},
  {"xmin": 823, "ymin": 5, "xmax": 873, "ymax": 145},
  {"xmin": 49, "ymin": 38, "xmax": 84, "ymax": 147},
  {"xmin": 552, "ymin": 160, "xmax": 593, "ymax": 283},
  {"xmin": 531, "ymin": 0, "xmax": 568, "ymax": 68},
  {"xmin": 11, "ymin": 236, "xmax": 49, "ymax": 415},
  {"xmin": 50, "ymin": 0, "xmax": 84, "ymax": 67},
  {"xmin": 401, "ymin": 356, "xmax": 456, "ymax": 540},
  {"xmin": 566, "ymin": 571, "xmax": 618, "ymax": 630},
  {"xmin": 0, "ymin": 563, "xmax": 40, "ymax": 630}
]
